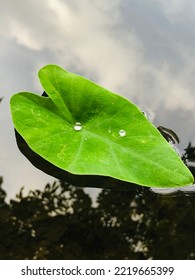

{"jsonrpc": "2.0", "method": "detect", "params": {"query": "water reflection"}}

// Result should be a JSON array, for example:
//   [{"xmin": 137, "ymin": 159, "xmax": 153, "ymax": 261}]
[
  {"xmin": 2, "ymin": 92, "xmax": 195, "ymax": 259},
  {"xmin": 1, "ymin": 176, "xmax": 195, "ymax": 259},
  {"xmin": 151, "ymin": 184, "xmax": 195, "ymax": 195},
  {"xmin": 151, "ymin": 142, "xmax": 195, "ymax": 194}
]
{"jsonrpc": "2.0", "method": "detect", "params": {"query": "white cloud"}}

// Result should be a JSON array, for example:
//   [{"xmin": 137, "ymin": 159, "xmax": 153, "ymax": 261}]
[
  {"xmin": 0, "ymin": 0, "xmax": 144, "ymax": 93},
  {"xmin": 1, "ymin": 0, "xmax": 195, "ymax": 112},
  {"xmin": 151, "ymin": 0, "xmax": 195, "ymax": 26},
  {"xmin": 153, "ymin": 64, "xmax": 195, "ymax": 111}
]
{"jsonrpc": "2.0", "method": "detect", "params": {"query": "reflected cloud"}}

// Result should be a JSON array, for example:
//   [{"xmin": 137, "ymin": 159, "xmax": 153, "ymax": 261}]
[
  {"xmin": 1, "ymin": 0, "xmax": 195, "ymax": 112},
  {"xmin": 154, "ymin": 0, "xmax": 195, "ymax": 23},
  {"xmin": 151, "ymin": 184, "xmax": 195, "ymax": 195}
]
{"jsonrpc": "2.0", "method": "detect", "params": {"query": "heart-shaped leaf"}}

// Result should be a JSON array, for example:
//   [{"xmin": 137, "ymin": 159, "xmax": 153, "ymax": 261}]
[{"xmin": 10, "ymin": 65, "xmax": 194, "ymax": 188}]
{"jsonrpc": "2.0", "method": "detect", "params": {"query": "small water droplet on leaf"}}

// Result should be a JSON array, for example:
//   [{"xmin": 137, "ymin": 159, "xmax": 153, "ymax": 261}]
[
  {"xmin": 74, "ymin": 122, "xmax": 82, "ymax": 131},
  {"xmin": 119, "ymin": 130, "xmax": 126, "ymax": 137}
]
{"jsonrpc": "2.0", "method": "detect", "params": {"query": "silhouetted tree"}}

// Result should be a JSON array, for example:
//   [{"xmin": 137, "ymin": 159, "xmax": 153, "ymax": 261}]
[{"xmin": 1, "ymin": 174, "xmax": 195, "ymax": 260}]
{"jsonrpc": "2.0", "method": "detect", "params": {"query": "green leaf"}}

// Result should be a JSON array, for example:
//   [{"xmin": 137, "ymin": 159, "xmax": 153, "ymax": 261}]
[{"xmin": 10, "ymin": 64, "xmax": 194, "ymax": 188}]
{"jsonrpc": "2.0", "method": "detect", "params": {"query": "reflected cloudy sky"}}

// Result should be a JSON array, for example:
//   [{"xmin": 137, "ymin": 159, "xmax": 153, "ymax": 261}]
[{"xmin": 1, "ymin": 0, "xmax": 195, "ymax": 198}]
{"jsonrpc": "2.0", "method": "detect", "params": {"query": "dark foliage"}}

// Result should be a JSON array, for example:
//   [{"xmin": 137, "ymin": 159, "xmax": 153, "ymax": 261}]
[{"xmin": 0, "ymin": 176, "xmax": 195, "ymax": 260}]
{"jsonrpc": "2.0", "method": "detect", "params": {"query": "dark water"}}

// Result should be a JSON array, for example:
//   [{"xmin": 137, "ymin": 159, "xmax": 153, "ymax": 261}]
[{"xmin": 1, "ymin": 175, "xmax": 195, "ymax": 260}]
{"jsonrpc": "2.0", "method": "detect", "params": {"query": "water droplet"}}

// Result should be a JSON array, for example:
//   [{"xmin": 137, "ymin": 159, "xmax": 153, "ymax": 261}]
[
  {"xmin": 74, "ymin": 122, "xmax": 82, "ymax": 131},
  {"xmin": 119, "ymin": 130, "xmax": 126, "ymax": 137},
  {"xmin": 108, "ymin": 129, "xmax": 111, "ymax": 133},
  {"xmin": 142, "ymin": 111, "xmax": 148, "ymax": 118},
  {"xmin": 141, "ymin": 109, "xmax": 155, "ymax": 122}
]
